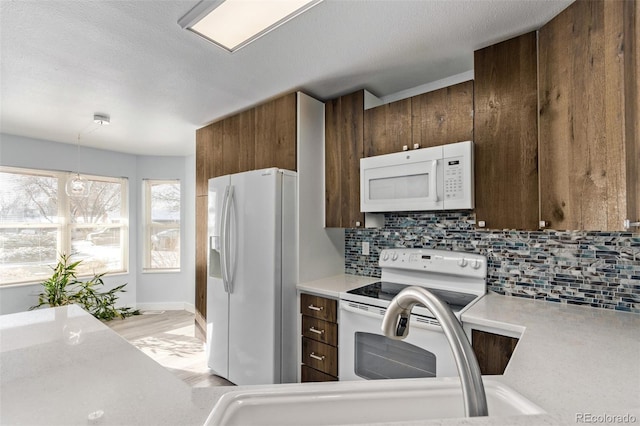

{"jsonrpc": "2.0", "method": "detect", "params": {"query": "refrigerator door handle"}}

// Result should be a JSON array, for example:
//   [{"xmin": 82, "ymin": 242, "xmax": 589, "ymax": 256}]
[
  {"xmin": 220, "ymin": 186, "xmax": 230, "ymax": 293},
  {"xmin": 225, "ymin": 185, "xmax": 235, "ymax": 294}
]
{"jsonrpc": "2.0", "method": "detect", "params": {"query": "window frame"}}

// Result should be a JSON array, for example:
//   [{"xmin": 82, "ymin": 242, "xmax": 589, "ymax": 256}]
[
  {"xmin": 142, "ymin": 179, "xmax": 181, "ymax": 273},
  {"xmin": 0, "ymin": 165, "xmax": 129, "ymax": 286}
]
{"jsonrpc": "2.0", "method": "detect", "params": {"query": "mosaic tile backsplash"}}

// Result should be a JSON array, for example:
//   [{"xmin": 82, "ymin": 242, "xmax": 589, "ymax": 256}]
[{"xmin": 345, "ymin": 212, "xmax": 640, "ymax": 314}]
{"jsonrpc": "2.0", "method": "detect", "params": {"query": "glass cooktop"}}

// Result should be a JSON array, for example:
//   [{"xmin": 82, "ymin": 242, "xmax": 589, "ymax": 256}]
[{"xmin": 346, "ymin": 281, "xmax": 478, "ymax": 313}]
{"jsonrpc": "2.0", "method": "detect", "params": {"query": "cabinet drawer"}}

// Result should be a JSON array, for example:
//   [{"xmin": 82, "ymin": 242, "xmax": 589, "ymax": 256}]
[
  {"xmin": 301, "ymin": 365, "xmax": 338, "ymax": 382},
  {"xmin": 302, "ymin": 337, "xmax": 338, "ymax": 377},
  {"xmin": 300, "ymin": 293, "xmax": 337, "ymax": 322},
  {"xmin": 302, "ymin": 316, "xmax": 338, "ymax": 346}
]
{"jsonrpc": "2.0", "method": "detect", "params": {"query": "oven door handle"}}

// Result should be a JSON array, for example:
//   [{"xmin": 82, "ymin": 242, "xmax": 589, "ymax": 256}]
[
  {"xmin": 340, "ymin": 301, "xmax": 445, "ymax": 332},
  {"xmin": 340, "ymin": 301, "xmax": 385, "ymax": 319}
]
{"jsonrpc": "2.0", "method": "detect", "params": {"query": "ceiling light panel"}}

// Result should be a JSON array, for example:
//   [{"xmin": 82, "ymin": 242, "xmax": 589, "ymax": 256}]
[{"xmin": 179, "ymin": 0, "xmax": 323, "ymax": 52}]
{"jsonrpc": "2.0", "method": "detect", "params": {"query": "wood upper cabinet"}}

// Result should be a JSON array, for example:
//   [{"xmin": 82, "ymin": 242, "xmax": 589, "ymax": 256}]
[
  {"xmin": 473, "ymin": 32, "xmax": 539, "ymax": 230},
  {"xmin": 222, "ymin": 109, "xmax": 255, "ymax": 176},
  {"xmin": 411, "ymin": 80, "xmax": 474, "ymax": 148},
  {"xmin": 538, "ymin": 0, "xmax": 638, "ymax": 231},
  {"xmin": 195, "ymin": 121, "xmax": 223, "ymax": 197},
  {"xmin": 364, "ymin": 98, "xmax": 412, "ymax": 156},
  {"xmin": 325, "ymin": 90, "xmax": 365, "ymax": 228},
  {"xmin": 255, "ymin": 93, "xmax": 297, "ymax": 171}
]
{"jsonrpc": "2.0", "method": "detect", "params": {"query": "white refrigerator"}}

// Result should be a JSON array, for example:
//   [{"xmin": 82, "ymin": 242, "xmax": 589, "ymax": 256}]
[{"xmin": 206, "ymin": 168, "xmax": 298, "ymax": 385}]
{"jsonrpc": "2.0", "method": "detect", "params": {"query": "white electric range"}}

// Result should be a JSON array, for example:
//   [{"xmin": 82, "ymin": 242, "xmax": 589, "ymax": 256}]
[{"xmin": 338, "ymin": 248, "xmax": 487, "ymax": 381}]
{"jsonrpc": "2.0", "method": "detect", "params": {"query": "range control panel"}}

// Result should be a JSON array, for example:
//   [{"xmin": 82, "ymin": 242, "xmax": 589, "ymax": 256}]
[{"xmin": 378, "ymin": 248, "xmax": 486, "ymax": 278}]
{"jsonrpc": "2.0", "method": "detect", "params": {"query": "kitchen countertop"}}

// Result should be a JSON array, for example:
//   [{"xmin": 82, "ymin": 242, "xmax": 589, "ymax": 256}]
[
  {"xmin": 3, "ymin": 276, "xmax": 638, "ymax": 425},
  {"xmin": 296, "ymin": 273, "xmax": 378, "ymax": 298},
  {"xmin": 0, "ymin": 305, "xmax": 220, "ymax": 426},
  {"xmin": 296, "ymin": 274, "xmax": 640, "ymax": 424},
  {"xmin": 462, "ymin": 292, "xmax": 640, "ymax": 418}
]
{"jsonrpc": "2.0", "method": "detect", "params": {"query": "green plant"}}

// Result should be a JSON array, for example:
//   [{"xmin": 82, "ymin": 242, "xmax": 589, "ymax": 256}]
[{"xmin": 30, "ymin": 253, "xmax": 139, "ymax": 321}]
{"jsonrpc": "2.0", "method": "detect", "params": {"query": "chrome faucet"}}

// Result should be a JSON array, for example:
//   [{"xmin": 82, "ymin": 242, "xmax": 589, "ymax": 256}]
[{"xmin": 381, "ymin": 286, "xmax": 488, "ymax": 417}]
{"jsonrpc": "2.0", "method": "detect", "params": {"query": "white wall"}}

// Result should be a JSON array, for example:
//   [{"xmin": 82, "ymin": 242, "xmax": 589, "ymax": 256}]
[
  {"xmin": 135, "ymin": 155, "xmax": 195, "ymax": 312},
  {"xmin": 296, "ymin": 92, "xmax": 345, "ymax": 282},
  {"xmin": 0, "ymin": 133, "xmax": 195, "ymax": 314}
]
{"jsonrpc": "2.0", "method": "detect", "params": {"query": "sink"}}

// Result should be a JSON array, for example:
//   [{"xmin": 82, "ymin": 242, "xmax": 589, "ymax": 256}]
[{"xmin": 204, "ymin": 377, "xmax": 545, "ymax": 425}]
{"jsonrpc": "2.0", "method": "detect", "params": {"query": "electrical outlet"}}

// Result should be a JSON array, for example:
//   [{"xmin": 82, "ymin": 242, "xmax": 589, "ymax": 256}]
[{"xmin": 362, "ymin": 241, "xmax": 370, "ymax": 256}]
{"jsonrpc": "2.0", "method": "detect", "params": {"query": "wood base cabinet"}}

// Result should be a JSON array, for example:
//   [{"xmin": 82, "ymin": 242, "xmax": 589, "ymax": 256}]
[
  {"xmin": 471, "ymin": 329, "xmax": 519, "ymax": 375},
  {"xmin": 300, "ymin": 293, "xmax": 339, "ymax": 382}
]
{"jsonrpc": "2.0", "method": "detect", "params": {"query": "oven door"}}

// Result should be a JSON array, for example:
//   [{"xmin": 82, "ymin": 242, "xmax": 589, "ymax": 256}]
[{"xmin": 339, "ymin": 300, "xmax": 458, "ymax": 381}]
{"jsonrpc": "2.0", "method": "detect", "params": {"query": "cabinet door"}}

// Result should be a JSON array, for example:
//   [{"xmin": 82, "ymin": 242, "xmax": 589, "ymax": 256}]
[
  {"xmin": 411, "ymin": 80, "xmax": 474, "ymax": 148},
  {"xmin": 195, "ymin": 195, "xmax": 208, "ymax": 340},
  {"xmin": 195, "ymin": 121, "xmax": 223, "ymax": 196},
  {"xmin": 255, "ymin": 93, "xmax": 297, "ymax": 171},
  {"xmin": 364, "ymin": 98, "xmax": 411, "ymax": 156},
  {"xmin": 625, "ymin": 0, "xmax": 640, "ymax": 228},
  {"xmin": 325, "ymin": 91, "xmax": 365, "ymax": 228},
  {"xmin": 222, "ymin": 109, "xmax": 255, "ymax": 176},
  {"xmin": 538, "ymin": 0, "xmax": 629, "ymax": 230},
  {"xmin": 471, "ymin": 330, "xmax": 518, "ymax": 375},
  {"xmin": 301, "ymin": 365, "xmax": 338, "ymax": 382},
  {"xmin": 474, "ymin": 32, "xmax": 539, "ymax": 230},
  {"xmin": 300, "ymin": 293, "xmax": 337, "ymax": 322}
]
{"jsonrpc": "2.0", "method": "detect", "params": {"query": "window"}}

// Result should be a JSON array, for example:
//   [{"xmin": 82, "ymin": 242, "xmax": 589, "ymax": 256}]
[
  {"xmin": 0, "ymin": 166, "xmax": 128, "ymax": 286},
  {"xmin": 143, "ymin": 180, "xmax": 180, "ymax": 272}
]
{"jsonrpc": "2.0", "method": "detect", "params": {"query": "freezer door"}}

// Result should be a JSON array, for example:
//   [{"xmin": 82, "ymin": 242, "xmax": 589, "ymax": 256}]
[
  {"xmin": 207, "ymin": 175, "xmax": 230, "ymax": 378},
  {"xmin": 227, "ymin": 169, "xmax": 282, "ymax": 385}
]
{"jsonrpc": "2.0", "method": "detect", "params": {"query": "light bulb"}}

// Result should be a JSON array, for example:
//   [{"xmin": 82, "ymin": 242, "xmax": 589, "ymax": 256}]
[{"xmin": 65, "ymin": 174, "xmax": 90, "ymax": 197}]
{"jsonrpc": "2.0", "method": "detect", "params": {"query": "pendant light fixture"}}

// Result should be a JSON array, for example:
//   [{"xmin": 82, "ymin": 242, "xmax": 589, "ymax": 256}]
[{"xmin": 65, "ymin": 113, "xmax": 110, "ymax": 197}]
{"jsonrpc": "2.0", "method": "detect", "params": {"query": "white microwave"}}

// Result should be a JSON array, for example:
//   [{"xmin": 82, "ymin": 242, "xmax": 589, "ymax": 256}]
[{"xmin": 360, "ymin": 141, "xmax": 474, "ymax": 212}]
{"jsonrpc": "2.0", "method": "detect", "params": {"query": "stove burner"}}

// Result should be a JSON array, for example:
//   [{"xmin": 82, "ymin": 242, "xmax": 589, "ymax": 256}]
[{"xmin": 347, "ymin": 281, "xmax": 478, "ymax": 313}]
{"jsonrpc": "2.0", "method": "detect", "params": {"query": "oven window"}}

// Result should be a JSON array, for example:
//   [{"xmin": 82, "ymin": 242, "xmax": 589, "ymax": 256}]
[{"xmin": 354, "ymin": 332, "xmax": 436, "ymax": 380}]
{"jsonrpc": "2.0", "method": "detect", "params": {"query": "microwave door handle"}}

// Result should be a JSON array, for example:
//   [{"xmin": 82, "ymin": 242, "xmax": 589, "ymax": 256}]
[{"xmin": 428, "ymin": 160, "xmax": 438, "ymax": 202}]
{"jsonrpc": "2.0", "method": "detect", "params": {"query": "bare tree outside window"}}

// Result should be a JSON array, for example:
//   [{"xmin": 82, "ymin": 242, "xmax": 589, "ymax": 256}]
[
  {"xmin": 143, "ymin": 180, "xmax": 180, "ymax": 271},
  {"xmin": 0, "ymin": 167, "xmax": 128, "ymax": 286}
]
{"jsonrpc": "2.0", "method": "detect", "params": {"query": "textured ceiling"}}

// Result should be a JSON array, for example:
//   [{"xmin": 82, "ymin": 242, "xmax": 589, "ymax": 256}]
[{"xmin": 0, "ymin": 0, "xmax": 573, "ymax": 156}]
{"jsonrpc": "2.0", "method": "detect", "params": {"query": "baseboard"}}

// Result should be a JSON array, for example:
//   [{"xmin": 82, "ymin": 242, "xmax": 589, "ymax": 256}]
[{"xmin": 136, "ymin": 302, "xmax": 194, "ymax": 312}]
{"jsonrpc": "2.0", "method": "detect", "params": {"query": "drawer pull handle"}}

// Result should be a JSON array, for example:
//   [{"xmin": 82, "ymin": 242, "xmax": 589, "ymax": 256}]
[
  {"xmin": 309, "ymin": 352, "xmax": 325, "ymax": 362},
  {"xmin": 308, "ymin": 304, "xmax": 324, "ymax": 311},
  {"xmin": 309, "ymin": 327, "xmax": 325, "ymax": 335}
]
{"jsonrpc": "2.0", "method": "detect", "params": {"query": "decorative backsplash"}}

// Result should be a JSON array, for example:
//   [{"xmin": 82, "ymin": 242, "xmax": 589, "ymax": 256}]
[{"xmin": 345, "ymin": 212, "xmax": 640, "ymax": 314}]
